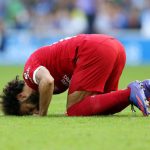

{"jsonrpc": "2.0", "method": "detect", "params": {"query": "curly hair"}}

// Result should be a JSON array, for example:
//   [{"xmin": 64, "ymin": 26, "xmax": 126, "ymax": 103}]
[{"xmin": 0, "ymin": 75, "xmax": 24, "ymax": 115}]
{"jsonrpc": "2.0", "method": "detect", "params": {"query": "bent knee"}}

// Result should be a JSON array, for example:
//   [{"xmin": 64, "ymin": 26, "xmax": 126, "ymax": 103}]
[{"xmin": 67, "ymin": 91, "xmax": 98, "ymax": 109}]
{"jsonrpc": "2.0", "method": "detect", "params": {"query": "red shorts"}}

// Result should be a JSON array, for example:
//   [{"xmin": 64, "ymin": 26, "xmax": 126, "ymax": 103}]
[{"xmin": 68, "ymin": 37, "xmax": 126, "ymax": 94}]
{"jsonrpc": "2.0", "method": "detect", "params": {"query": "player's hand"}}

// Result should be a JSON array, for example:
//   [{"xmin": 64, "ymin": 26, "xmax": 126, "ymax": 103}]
[
  {"xmin": 33, "ymin": 113, "xmax": 40, "ymax": 117},
  {"xmin": 32, "ymin": 110, "xmax": 39, "ymax": 116}
]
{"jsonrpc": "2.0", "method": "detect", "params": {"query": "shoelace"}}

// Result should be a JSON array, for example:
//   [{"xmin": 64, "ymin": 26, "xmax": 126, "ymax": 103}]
[
  {"xmin": 139, "ymin": 81, "xmax": 150, "ymax": 109},
  {"xmin": 140, "ymin": 82, "xmax": 150, "ymax": 103},
  {"xmin": 131, "ymin": 103, "xmax": 136, "ymax": 113}
]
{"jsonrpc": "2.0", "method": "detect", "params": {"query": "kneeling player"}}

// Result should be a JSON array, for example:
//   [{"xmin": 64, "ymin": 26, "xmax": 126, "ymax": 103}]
[{"xmin": 1, "ymin": 34, "xmax": 149, "ymax": 116}]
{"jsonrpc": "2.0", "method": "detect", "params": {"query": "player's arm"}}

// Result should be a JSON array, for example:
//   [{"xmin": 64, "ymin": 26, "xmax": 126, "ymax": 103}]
[{"xmin": 35, "ymin": 67, "xmax": 54, "ymax": 116}]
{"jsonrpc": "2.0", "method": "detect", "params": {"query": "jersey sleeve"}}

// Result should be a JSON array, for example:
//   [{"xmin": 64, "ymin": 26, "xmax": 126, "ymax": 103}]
[{"xmin": 23, "ymin": 56, "xmax": 41, "ymax": 91}]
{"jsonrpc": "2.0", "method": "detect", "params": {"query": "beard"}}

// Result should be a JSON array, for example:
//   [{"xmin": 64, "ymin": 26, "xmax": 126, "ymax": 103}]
[{"xmin": 26, "ymin": 92, "xmax": 39, "ymax": 110}]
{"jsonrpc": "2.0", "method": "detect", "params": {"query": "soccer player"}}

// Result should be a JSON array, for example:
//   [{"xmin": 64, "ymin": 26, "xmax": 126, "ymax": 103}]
[{"xmin": 1, "ymin": 34, "xmax": 149, "ymax": 116}]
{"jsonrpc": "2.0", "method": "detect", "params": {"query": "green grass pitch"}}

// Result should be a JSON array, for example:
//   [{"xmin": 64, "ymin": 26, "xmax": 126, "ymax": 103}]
[{"xmin": 0, "ymin": 65, "xmax": 150, "ymax": 150}]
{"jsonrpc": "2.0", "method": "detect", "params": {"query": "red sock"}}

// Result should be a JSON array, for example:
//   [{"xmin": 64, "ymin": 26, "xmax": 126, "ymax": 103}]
[{"xmin": 67, "ymin": 89, "xmax": 130, "ymax": 116}]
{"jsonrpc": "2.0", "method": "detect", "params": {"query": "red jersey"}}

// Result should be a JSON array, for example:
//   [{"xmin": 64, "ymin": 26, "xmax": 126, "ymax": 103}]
[
  {"xmin": 23, "ymin": 35, "xmax": 83, "ymax": 91},
  {"xmin": 23, "ymin": 34, "xmax": 126, "ymax": 94}
]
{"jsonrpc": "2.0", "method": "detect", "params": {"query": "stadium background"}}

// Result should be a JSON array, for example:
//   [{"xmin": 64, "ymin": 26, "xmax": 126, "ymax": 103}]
[
  {"xmin": 0, "ymin": 1, "xmax": 150, "ymax": 150},
  {"xmin": 0, "ymin": 0, "xmax": 150, "ymax": 66}
]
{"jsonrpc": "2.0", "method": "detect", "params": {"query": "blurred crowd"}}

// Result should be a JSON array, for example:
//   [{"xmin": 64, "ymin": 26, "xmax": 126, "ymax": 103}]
[{"xmin": 0, "ymin": 0, "xmax": 150, "ymax": 52}]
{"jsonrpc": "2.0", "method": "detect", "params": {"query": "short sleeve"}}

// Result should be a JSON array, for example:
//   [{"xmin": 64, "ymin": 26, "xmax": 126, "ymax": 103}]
[{"xmin": 23, "ymin": 55, "xmax": 41, "ymax": 91}]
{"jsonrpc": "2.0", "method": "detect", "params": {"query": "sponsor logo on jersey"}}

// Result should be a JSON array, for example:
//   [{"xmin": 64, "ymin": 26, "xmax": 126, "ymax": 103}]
[
  {"xmin": 24, "ymin": 67, "xmax": 33, "ymax": 83},
  {"xmin": 61, "ymin": 75, "xmax": 70, "ymax": 87}
]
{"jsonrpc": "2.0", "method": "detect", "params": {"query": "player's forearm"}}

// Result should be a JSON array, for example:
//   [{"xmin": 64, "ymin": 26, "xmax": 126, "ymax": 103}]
[{"xmin": 38, "ymin": 78, "xmax": 54, "ymax": 116}]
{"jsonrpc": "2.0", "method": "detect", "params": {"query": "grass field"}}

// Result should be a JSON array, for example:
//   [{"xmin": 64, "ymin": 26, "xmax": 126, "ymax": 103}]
[{"xmin": 0, "ymin": 65, "xmax": 150, "ymax": 150}]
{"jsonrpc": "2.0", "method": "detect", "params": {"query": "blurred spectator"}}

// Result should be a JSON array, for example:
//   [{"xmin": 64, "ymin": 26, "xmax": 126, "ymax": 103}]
[
  {"xmin": 0, "ymin": 0, "xmax": 149, "ymax": 37},
  {"xmin": 0, "ymin": 0, "xmax": 6, "ymax": 19},
  {"xmin": 6, "ymin": 0, "xmax": 30, "ymax": 29},
  {"xmin": 141, "ymin": 1, "xmax": 150, "ymax": 37},
  {"xmin": 127, "ymin": 7, "xmax": 141, "ymax": 29},
  {"xmin": 76, "ymin": 0, "xmax": 97, "ymax": 33},
  {"xmin": 0, "ymin": 19, "xmax": 6, "ymax": 52},
  {"xmin": 51, "ymin": 1, "xmax": 87, "ymax": 35}
]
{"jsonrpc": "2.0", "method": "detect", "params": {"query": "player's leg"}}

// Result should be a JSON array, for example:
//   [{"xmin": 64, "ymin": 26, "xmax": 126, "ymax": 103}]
[
  {"xmin": 67, "ymin": 40, "xmax": 130, "ymax": 116},
  {"xmin": 67, "ymin": 81, "xmax": 149, "ymax": 116},
  {"xmin": 99, "ymin": 38, "xmax": 127, "ymax": 114},
  {"xmin": 67, "ymin": 88, "xmax": 130, "ymax": 116},
  {"xmin": 103, "ymin": 38, "xmax": 126, "ymax": 93},
  {"xmin": 67, "ymin": 38, "xmax": 149, "ymax": 116}
]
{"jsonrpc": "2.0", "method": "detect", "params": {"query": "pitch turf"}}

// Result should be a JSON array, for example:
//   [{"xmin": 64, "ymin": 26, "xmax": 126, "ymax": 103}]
[{"xmin": 0, "ymin": 65, "xmax": 150, "ymax": 150}]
